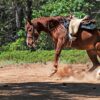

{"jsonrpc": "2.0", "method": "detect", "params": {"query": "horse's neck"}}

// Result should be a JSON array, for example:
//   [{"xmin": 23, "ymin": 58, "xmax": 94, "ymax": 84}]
[{"xmin": 36, "ymin": 20, "xmax": 50, "ymax": 33}]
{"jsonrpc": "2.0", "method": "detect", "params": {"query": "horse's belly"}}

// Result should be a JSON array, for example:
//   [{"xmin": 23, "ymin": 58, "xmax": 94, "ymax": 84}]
[
  {"xmin": 72, "ymin": 33, "xmax": 97, "ymax": 50},
  {"xmin": 76, "ymin": 45, "xmax": 94, "ymax": 50},
  {"xmin": 72, "ymin": 41, "xmax": 95, "ymax": 50}
]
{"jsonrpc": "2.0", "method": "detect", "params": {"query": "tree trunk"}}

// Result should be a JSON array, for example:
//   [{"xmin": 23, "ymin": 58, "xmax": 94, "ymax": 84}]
[
  {"xmin": 26, "ymin": 0, "xmax": 32, "ymax": 20},
  {"xmin": 13, "ymin": 1, "xmax": 24, "ymax": 29}
]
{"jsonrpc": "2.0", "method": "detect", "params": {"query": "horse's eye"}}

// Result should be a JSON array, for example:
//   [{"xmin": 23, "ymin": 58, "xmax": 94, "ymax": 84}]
[{"xmin": 28, "ymin": 29, "xmax": 32, "ymax": 32}]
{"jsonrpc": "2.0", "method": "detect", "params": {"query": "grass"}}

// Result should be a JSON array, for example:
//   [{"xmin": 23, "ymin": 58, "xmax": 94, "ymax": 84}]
[
  {"xmin": 0, "ymin": 50, "xmax": 89, "ymax": 66},
  {"xmin": 0, "ymin": 60, "xmax": 18, "ymax": 67}
]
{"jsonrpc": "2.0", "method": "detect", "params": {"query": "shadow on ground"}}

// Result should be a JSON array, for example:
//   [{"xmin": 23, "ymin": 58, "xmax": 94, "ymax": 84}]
[{"xmin": 0, "ymin": 82, "xmax": 100, "ymax": 100}]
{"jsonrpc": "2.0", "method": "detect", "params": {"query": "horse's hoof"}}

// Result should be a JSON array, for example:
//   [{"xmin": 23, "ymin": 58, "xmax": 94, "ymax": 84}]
[
  {"xmin": 89, "ymin": 64, "xmax": 100, "ymax": 72},
  {"xmin": 89, "ymin": 66, "xmax": 97, "ymax": 72},
  {"xmin": 49, "ymin": 69, "xmax": 57, "ymax": 77}
]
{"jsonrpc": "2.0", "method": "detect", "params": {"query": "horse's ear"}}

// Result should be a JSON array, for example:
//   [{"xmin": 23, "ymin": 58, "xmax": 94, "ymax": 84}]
[{"xmin": 25, "ymin": 18, "xmax": 32, "ymax": 25}]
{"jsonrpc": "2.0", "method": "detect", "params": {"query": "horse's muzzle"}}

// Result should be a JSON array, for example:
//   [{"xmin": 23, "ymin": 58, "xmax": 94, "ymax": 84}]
[{"xmin": 27, "ymin": 42, "xmax": 36, "ymax": 48}]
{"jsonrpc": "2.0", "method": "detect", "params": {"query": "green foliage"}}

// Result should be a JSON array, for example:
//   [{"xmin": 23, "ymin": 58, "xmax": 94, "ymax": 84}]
[
  {"xmin": 36, "ymin": 32, "xmax": 53, "ymax": 50},
  {"xmin": 1, "ymin": 38, "xmax": 27, "ymax": 51},
  {"xmin": 17, "ymin": 29, "xmax": 25, "ymax": 37},
  {"xmin": 0, "ymin": 50, "xmax": 88, "ymax": 64},
  {"xmin": 32, "ymin": 0, "xmax": 94, "ymax": 18},
  {"xmin": 61, "ymin": 50, "xmax": 88, "ymax": 64},
  {"xmin": 0, "ymin": 60, "xmax": 17, "ymax": 67},
  {"xmin": 8, "ymin": 38, "xmax": 27, "ymax": 51}
]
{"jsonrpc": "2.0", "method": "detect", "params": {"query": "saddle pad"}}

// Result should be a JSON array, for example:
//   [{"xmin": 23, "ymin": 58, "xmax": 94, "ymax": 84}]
[{"xmin": 81, "ymin": 23, "xmax": 96, "ymax": 30}]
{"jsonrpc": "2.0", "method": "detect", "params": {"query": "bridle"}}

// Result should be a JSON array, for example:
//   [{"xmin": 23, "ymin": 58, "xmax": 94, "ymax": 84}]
[{"xmin": 26, "ymin": 29, "xmax": 38, "ymax": 45}]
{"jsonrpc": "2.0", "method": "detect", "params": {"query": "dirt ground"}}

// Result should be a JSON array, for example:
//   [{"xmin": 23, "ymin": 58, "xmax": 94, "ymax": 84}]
[{"xmin": 0, "ymin": 62, "xmax": 100, "ymax": 100}]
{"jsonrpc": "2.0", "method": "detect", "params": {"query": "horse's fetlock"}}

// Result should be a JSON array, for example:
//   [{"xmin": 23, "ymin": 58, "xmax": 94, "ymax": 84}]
[{"xmin": 54, "ymin": 63, "xmax": 58, "ymax": 68}]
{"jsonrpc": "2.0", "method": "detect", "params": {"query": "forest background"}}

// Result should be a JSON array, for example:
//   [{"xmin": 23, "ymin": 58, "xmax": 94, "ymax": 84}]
[{"xmin": 0, "ymin": 0, "xmax": 100, "ymax": 64}]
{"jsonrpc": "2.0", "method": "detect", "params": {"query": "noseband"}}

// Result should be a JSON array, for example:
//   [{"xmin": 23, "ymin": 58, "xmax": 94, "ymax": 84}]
[
  {"xmin": 26, "ymin": 32, "xmax": 37, "ymax": 45},
  {"xmin": 27, "ymin": 35, "xmax": 33, "ymax": 39}
]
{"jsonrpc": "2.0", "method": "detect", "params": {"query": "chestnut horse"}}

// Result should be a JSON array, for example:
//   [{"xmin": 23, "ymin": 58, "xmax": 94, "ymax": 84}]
[{"xmin": 25, "ymin": 16, "xmax": 100, "ymax": 75}]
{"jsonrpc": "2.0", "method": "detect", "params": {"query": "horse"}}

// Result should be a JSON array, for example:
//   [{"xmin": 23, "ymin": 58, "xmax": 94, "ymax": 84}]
[{"xmin": 25, "ymin": 16, "xmax": 100, "ymax": 75}]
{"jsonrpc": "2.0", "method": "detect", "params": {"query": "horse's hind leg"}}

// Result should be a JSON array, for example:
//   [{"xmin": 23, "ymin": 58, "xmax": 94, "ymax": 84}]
[
  {"xmin": 86, "ymin": 50, "xmax": 100, "ymax": 71},
  {"xmin": 95, "ymin": 42, "xmax": 100, "ymax": 58}
]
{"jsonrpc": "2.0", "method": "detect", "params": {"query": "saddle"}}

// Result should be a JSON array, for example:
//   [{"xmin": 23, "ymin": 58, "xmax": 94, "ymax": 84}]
[
  {"xmin": 61, "ymin": 15, "xmax": 97, "ymax": 47},
  {"xmin": 82, "ymin": 15, "xmax": 96, "ymax": 23},
  {"xmin": 80, "ymin": 15, "xmax": 96, "ymax": 30},
  {"xmin": 64, "ymin": 15, "xmax": 96, "ymax": 29}
]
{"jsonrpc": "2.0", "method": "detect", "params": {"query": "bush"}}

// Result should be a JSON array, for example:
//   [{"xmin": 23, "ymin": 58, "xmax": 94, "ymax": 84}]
[
  {"xmin": 36, "ymin": 32, "xmax": 54, "ymax": 50},
  {"xmin": 8, "ymin": 38, "xmax": 27, "ymax": 51},
  {"xmin": 0, "ymin": 38, "xmax": 27, "ymax": 51},
  {"xmin": 17, "ymin": 29, "xmax": 25, "ymax": 37}
]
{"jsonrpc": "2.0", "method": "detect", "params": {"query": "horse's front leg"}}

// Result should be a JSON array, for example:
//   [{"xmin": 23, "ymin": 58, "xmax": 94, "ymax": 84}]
[{"xmin": 50, "ymin": 39, "xmax": 63, "ymax": 76}]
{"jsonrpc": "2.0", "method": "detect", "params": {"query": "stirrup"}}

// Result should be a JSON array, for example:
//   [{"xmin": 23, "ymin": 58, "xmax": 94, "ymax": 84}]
[{"xmin": 68, "ymin": 34, "xmax": 76, "ymax": 41}]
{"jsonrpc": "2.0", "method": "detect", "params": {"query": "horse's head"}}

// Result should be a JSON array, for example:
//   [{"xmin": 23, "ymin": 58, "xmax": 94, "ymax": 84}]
[{"xmin": 25, "ymin": 19, "xmax": 39, "ymax": 49}]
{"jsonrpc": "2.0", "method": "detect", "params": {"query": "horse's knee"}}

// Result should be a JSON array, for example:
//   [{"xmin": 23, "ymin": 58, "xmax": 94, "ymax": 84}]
[
  {"xmin": 55, "ymin": 49, "xmax": 61, "ymax": 56},
  {"xmin": 95, "ymin": 42, "xmax": 100, "ymax": 51}
]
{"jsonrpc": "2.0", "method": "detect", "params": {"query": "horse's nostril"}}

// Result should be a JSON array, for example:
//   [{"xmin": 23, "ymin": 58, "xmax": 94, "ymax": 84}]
[
  {"xmin": 32, "ymin": 41, "xmax": 34, "ymax": 44},
  {"xmin": 27, "ymin": 42, "xmax": 31, "ymax": 46}
]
